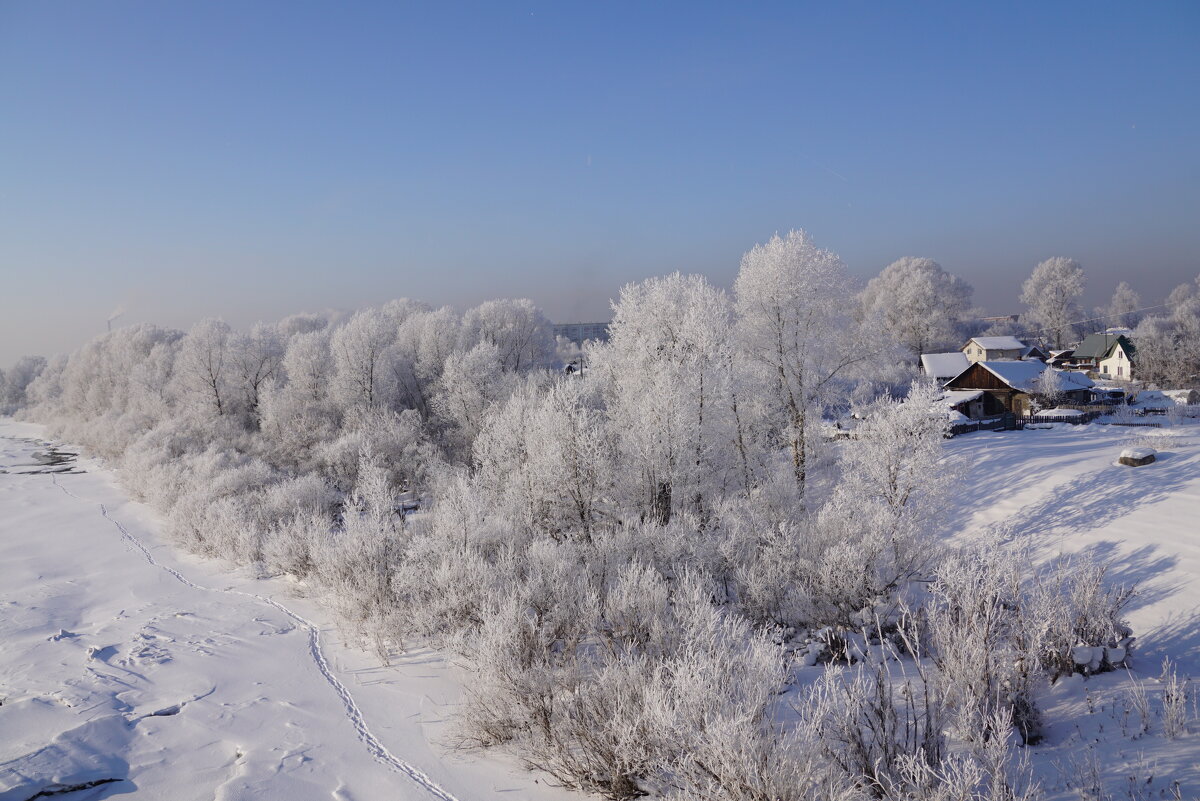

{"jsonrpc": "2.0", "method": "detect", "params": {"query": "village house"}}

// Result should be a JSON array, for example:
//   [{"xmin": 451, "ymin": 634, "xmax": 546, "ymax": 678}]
[
  {"xmin": 942, "ymin": 360, "xmax": 1094, "ymax": 417},
  {"xmin": 961, "ymin": 336, "xmax": 1028, "ymax": 363},
  {"xmin": 1047, "ymin": 348, "xmax": 1075, "ymax": 368},
  {"xmin": 1022, "ymin": 344, "xmax": 1050, "ymax": 362},
  {"xmin": 1068, "ymin": 332, "xmax": 1133, "ymax": 375},
  {"xmin": 1096, "ymin": 336, "xmax": 1136, "ymax": 380}
]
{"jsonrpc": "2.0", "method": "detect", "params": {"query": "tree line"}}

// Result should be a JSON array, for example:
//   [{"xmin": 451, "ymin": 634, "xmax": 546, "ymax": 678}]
[{"xmin": 3, "ymin": 231, "xmax": 1146, "ymax": 800}]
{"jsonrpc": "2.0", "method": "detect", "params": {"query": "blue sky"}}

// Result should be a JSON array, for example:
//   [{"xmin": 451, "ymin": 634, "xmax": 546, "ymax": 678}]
[{"xmin": 2, "ymin": 1, "xmax": 1198, "ymax": 362}]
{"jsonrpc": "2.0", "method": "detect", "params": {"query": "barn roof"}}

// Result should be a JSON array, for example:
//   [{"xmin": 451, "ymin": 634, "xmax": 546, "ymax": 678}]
[
  {"xmin": 938, "ymin": 389, "xmax": 984, "ymax": 407},
  {"xmin": 920, "ymin": 351, "xmax": 970, "ymax": 380},
  {"xmin": 946, "ymin": 360, "xmax": 1095, "ymax": 393}
]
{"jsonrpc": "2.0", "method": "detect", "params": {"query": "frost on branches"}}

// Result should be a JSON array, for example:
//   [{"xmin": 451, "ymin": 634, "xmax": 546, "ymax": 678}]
[{"xmin": 5, "ymin": 231, "xmax": 1154, "ymax": 801}]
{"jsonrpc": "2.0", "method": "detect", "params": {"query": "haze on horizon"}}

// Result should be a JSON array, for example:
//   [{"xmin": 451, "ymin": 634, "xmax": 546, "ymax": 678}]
[{"xmin": 2, "ymin": 1, "xmax": 1198, "ymax": 364}]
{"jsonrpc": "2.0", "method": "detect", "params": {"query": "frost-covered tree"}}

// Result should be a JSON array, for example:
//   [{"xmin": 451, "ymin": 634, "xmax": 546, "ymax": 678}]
[
  {"xmin": 173, "ymin": 318, "xmax": 236, "ymax": 417},
  {"xmin": 591, "ymin": 272, "xmax": 738, "ymax": 524},
  {"xmin": 1131, "ymin": 315, "xmax": 1177, "ymax": 387},
  {"xmin": 277, "ymin": 312, "xmax": 329, "ymax": 338},
  {"xmin": 1133, "ymin": 276, "xmax": 1200, "ymax": 387},
  {"xmin": 1104, "ymin": 281, "xmax": 1141, "ymax": 329},
  {"xmin": 473, "ymin": 378, "xmax": 615, "ymax": 542},
  {"xmin": 433, "ymin": 341, "xmax": 511, "ymax": 457},
  {"xmin": 331, "ymin": 308, "xmax": 397, "ymax": 411},
  {"xmin": 1019, "ymin": 257, "xmax": 1085, "ymax": 348},
  {"xmin": 460, "ymin": 298, "xmax": 555, "ymax": 373},
  {"xmin": 233, "ymin": 322, "xmax": 285, "ymax": 423},
  {"xmin": 1170, "ymin": 276, "xmax": 1200, "ymax": 380},
  {"xmin": 0, "ymin": 355, "xmax": 47, "ymax": 414},
  {"xmin": 1032, "ymin": 366, "xmax": 1064, "ymax": 407},
  {"xmin": 391, "ymin": 306, "xmax": 463, "ymax": 418},
  {"xmin": 734, "ymin": 230, "xmax": 865, "ymax": 501},
  {"xmin": 259, "ymin": 328, "xmax": 341, "ymax": 472},
  {"xmin": 312, "ymin": 449, "xmax": 407, "ymax": 659},
  {"xmin": 810, "ymin": 382, "xmax": 954, "ymax": 625},
  {"xmin": 859, "ymin": 257, "xmax": 973, "ymax": 357}
]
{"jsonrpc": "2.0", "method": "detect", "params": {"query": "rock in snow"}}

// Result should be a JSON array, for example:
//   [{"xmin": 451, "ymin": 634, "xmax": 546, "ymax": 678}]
[{"xmin": 1119, "ymin": 447, "xmax": 1157, "ymax": 466}]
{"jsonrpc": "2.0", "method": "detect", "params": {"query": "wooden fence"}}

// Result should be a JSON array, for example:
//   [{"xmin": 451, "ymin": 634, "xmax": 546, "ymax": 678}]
[
  {"xmin": 948, "ymin": 416, "xmax": 1011, "ymax": 437},
  {"xmin": 1030, "ymin": 410, "xmax": 1103, "ymax": 424}
]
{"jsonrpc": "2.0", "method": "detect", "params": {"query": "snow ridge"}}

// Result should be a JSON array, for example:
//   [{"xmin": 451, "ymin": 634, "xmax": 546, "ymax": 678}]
[{"xmin": 50, "ymin": 474, "xmax": 463, "ymax": 801}]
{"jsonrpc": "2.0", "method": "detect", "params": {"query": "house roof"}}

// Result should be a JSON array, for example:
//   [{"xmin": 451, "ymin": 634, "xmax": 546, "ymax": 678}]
[
  {"xmin": 1101, "ymin": 337, "xmax": 1136, "ymax": 360},
  {"xmin": 920, "ymin": 351, "xmax": 970, "ymax": 379},
  {"xmin": 976, "ymin": 360, "xmax": 1051, "ymax": 391},
  {"xmin": 966, "ymin": 336, "xmax": 1027, "ymax": 351},
  {"xmin": 948, "ymin": 360, "xmax": 1095, "ymax": 393},
  {"xmin": 939, "ymin": 389, "xmax": 984, "ymax": 407},
  {"xmin": 1073, "ymin": 333, "xmax": 1131, "ymax": 360}
]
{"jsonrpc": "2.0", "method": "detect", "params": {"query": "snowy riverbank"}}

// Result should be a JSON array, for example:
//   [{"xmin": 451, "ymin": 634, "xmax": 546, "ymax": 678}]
[{"xmin": 0, "ymin": 420, "xmax": 573, "ymax": 801}]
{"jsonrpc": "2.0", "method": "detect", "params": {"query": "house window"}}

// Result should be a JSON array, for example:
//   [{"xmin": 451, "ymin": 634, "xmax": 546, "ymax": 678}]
[{"xmin": 1118, "ymin": 366, "xmax": 1123, "ymax": 377}]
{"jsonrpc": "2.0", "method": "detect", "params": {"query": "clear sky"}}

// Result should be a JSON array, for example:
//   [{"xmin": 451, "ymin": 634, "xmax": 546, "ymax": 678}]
[{"xmin": 2, "ymin": 1, "xmax": 1198, "ymax": 364}]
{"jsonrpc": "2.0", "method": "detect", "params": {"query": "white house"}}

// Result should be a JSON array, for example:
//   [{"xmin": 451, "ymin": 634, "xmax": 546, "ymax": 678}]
[
  {"xmin": 961, "ymin": 336, "xmax": 1027, "ymax": 363},
  {"xmin": 1097, "ymin": 337, "xmax": 1135, "ymax": 381}
]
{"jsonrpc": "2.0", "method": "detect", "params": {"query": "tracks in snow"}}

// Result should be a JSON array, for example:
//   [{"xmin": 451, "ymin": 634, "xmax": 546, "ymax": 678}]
[{"xmin": 50, "ymin": 474, "xmax": 462, "ymax": 801}]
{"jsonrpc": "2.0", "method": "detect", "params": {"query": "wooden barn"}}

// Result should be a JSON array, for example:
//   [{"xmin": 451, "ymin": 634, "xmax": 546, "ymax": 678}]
[{"xmin": 942, "ymin": 360, "xmax": 1094, "ymax": 417}]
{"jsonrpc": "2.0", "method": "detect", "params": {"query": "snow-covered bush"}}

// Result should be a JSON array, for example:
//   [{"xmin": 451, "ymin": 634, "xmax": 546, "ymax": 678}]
[
  {"xmin": 1021, "ymin": 555, "xmax": 1134, "ymax": 680},
  {"xmin": 311, "ymin": 451, "xmax": 408, "ymax": 659},
  {"xmin": 0, "ymin": 355, "xmax": 47, "ymax": 414}
]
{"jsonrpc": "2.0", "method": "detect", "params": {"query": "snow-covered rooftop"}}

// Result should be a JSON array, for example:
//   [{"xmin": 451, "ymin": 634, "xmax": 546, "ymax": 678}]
[
  {"xmin": 935, "ymin": 389, "xmax": 983, "ymax": 411},
  {"xmin": 966, "ymin": 336, "xmax": 1027, "ymax": 351},
  {"xmin": 1058, "ymin": 369, "xmax": 1096, "ymax": 390},
  {"xmin": 920, "ymin": 351, "xmax": 970, "ymax": 380},
  {"xmin": 967, "ymin": 361, "xmax": 1095, "ymax": 392},
  {"xmin": 1132, "ymin": 390, "xmax": 1172, "ymax": 410}
]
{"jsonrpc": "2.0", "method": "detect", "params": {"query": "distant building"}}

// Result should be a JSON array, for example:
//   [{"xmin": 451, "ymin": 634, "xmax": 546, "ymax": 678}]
[
  {"xmin": 961, "ymin": 336, "xmax": 1028, "ymax": 363},
  {"xmin": 554, "ymin": 322, "xmax": 611, "ymax": 346}
]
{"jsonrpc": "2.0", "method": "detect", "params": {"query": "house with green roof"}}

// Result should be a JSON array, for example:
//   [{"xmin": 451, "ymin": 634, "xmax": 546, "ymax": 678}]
[{"xmin": 1070, "ymin": 332, "xmax": 1135, "ymax": 379}]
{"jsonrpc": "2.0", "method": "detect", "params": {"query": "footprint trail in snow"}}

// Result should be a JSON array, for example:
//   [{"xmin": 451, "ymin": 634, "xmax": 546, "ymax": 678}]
[{"xmin": 51, "ymin": 473, "xmax": 463, "ymax": 801}]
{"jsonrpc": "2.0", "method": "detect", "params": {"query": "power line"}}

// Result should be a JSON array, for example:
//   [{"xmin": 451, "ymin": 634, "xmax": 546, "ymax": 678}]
[{"xmin": 1004, "ymin": 303, "xmax": 1170, "ymax": 343}]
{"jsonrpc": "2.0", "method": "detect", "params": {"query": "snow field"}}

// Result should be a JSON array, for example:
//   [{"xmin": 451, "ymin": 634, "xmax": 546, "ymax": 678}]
[
  {"xmin": 944, "ymin": 420, "xmax": 1200, "ymax": 798},
  {"xmin": 0, "ymin": 422, "xmax": 573, "ymax": 801}
]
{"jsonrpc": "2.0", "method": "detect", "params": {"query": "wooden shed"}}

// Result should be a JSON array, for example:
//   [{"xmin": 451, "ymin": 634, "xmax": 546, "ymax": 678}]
[{"xmin": 943, "ymin": 361, "xmax": 1094, "ymax": 417}]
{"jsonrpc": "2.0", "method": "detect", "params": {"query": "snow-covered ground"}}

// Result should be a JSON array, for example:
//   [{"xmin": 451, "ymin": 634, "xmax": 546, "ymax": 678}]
[
  {"xmin": 945, "ymin": 419, "xmax": 1200, "ymax": 798},
  {"xmin": 3, "ymin": 416, "xmax": 1199, "ymax": 800},
  {"xmin": 0, "ymin": 420, "xmax": 574, "ymax": 801}
]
